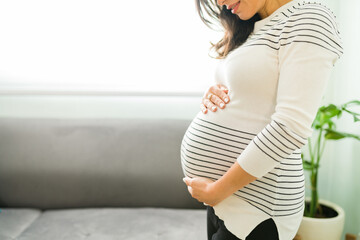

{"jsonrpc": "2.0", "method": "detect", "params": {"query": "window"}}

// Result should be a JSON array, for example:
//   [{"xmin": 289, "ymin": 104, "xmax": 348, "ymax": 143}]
[{"xmin": 0, "ymin": 0, "xmax": 223, "ymax": 95}]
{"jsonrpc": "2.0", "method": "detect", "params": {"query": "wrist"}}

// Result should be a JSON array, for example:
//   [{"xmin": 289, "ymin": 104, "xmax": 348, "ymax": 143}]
[{"xmin": 209, "ymin": 180, "xmax": 232, "ymax": 203}]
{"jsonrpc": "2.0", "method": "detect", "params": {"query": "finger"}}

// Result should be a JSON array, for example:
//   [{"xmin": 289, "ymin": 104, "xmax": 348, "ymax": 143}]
[
  {"xmin": 203, "ymin": 98, "xmax": 217, "ymax": 112},
  {"xmin": 211, "ymin": 95, "xmax": 227, "ymax": 109},
  {"xmin": 220, "ymin": 87, "xmax": 228, "ymax": 95},
  {"xmin": 200, "ymin": 103, "xmax": 208, "ymax": 114},
  {"xmin": 210, "ymin": 86, "xmax": 230, "ymax": 104},
  {"xmin": 183, "ymin": 177, "xmax": 192, "ymax": 186},
  {"xmin": 217, "ymin": 84, "xmax": 229, "ymax": 93},
  {"xmin": 205, "ymin": 92, "xmax": 227, "ymax": 110},
  {"xmin": 187, "ymin": 186, "xmax": 194, "ymax": 196}
]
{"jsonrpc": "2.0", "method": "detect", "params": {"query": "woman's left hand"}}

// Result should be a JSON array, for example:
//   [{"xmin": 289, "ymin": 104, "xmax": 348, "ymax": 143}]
[{"xmin": 183, "ymin": 177, "xmax": 222, "ymax": 207}]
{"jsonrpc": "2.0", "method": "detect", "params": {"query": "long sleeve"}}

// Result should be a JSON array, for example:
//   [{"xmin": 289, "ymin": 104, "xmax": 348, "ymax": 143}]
[
  {"xmin": 181, "ymin": 2, "xmax": 343, "ymax": 239},
  {"xmin": 237, "ymin": 8, "xmax": 344, "ymax": 178}
]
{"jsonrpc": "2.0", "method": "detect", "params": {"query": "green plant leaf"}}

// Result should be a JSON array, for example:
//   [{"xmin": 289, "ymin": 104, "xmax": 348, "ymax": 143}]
[
  {"xmin": 354, "ymin": 115, "xmax": 360, "ymax": 122},
  {"xmin": 321, "ymin": 104, "xmax": 341, "ymax": 118},
  {"xmin": 303, "ymin": 160, "xmax": 314, "ymax": 170},
  {"xmin": 312, "ymin": 110, "xmax": 322, "ymax": 129},
  {"xmin": 324, "ymin": 129, "xmax": 345, "ymax": 140},
  {"xmin": 325, "ymin": 129, "xmax": 360, "ymax": 141},
  {"xmin": 312, "ymin": 104, "xmax": 341, "ymax": 129},
  {"xmin": 307, "ymin": 99, "xmax": 360, "ymax": 219},
  {"xmin": 337, "ymin": 110, "xmax": 343, "ymax": 119}
]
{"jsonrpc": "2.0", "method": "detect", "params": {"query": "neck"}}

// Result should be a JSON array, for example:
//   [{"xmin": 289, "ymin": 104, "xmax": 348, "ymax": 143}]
[{"xmin": 258, "ymin": 0, "xmax": 293, "ymax": 19}]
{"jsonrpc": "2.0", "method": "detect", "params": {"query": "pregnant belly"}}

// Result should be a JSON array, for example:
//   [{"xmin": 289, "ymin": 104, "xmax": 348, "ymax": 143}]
[
  {"xmin": 180, "ymin": 115, "xmax": 257, "ymax": 180},
  {"xmin": 181, "ymin": 114, "xmax": 306, "ymax": 217}
]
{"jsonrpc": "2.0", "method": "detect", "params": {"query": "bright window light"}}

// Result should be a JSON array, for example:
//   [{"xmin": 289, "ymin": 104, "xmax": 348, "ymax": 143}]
[{"xmin": 0, "ymin": 0, "xmax": 223, "ymax": 94}]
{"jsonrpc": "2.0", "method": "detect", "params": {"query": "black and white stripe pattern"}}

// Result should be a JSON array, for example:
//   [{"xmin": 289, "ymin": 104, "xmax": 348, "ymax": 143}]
[
  {"xmin": 181, "ymin": 117, "xmax": 254, "ymax": 181},
  {"xmin": 250, "ymin": 120, "xmax": 307, "ymax": 163},
  {"xmin": 235, "ymin": 118, "xmax": 306, "ymax": 217},
  {"xmin": 180, "ymin": 0, "xmax": 343, "ymax": 221},
  {"xmin": 180, "ymin": 117, "xmax": 305, "ymax": 217},
  {"xmin": 242, "ymin": 1, "xmax": 343, "ymax": 59}
]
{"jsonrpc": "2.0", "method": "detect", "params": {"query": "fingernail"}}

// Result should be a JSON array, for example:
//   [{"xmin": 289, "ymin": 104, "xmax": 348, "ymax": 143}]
[
  {"xmin": 220, "ymin": 103, "xmax": 225, "ymax": 108},
  {"xmin": 224, "ymin": 98, "xmax": 229, "ymax": 103},
  {"xmin": 212, "ymin": 106, "xmax": 216, "ymax": 111},
  {"xmin": 183, "ymin": 178, "xmax": 186, "ymax": 183}
]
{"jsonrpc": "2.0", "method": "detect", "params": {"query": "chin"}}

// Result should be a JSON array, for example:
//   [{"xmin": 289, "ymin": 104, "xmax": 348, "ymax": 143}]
[{"xmin": 236, "ymin": 13, "xmax": 252, "ymax": 21}]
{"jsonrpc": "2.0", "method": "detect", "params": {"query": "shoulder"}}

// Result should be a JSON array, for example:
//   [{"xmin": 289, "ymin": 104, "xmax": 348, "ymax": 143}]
[
  {"xmin": 279, "ymin": 1, "xmax": 343, "ymax": 60},
  {"xmin": 288, "ymin": 1, "xmax": 340, "ymax": 34}
]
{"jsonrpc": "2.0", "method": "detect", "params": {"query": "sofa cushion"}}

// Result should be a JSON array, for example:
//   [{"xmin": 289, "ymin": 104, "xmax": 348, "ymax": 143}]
[
  {"xmin": 9, "ymin": 207, "xmax": 207, "ymax": 240},
  {"xmin": 0, "ymin": 118, "xmax": 203, "ymax": 209},
  {"xmin": 0, "ymin": 208, "xmax": 41, "ymax": 240}
]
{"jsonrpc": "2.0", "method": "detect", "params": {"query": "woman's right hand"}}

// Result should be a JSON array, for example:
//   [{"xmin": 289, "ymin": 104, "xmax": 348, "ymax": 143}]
[{"xmin": 201, "ymin": 84, "xmax": 230, "ymax": 114}]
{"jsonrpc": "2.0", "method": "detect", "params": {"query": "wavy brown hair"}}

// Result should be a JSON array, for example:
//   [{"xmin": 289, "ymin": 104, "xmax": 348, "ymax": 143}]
[{"xmin": 195, "ymin": 0, "xmax": 261, "ymax": 59}]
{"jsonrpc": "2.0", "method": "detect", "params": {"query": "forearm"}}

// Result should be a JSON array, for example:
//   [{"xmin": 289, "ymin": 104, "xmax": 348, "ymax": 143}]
[{"xmin": 211, "ymin": 161, "xmax": 257, "ymax": 201}]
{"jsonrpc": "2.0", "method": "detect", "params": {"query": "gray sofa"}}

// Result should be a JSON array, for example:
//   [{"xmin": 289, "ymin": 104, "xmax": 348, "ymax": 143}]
[{"xmin": 0, "ymin": 118, "xmax": 207, "ymax": 240}]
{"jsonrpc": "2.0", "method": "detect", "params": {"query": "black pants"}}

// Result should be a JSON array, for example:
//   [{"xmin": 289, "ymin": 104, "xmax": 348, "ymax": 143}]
[{"xmin": 207, "ymin": 206, "xmax": 279, "ymax": 240}]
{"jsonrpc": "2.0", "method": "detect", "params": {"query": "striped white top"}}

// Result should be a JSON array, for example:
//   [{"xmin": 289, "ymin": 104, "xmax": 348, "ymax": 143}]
[{"xmin": 180, "ymin": 1, "xmax": 343, "ymax": 239}]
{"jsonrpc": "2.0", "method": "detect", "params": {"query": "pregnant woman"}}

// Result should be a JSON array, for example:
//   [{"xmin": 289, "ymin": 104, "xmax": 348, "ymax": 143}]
[{"xmin": 181, "ymin": 0, "xmax": 343, "ymax": 239}]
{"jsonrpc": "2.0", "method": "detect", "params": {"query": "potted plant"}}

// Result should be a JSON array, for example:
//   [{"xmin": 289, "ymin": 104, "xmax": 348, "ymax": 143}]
[{"xmin": 297, "ymin": 100, "xmax": 360, "ymax": 240}]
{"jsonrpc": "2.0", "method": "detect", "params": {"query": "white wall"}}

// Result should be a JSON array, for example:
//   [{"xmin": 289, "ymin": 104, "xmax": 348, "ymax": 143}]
[{"xmin": 314, "ymin": 0, "xmax": 360, "ymax": 238}]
